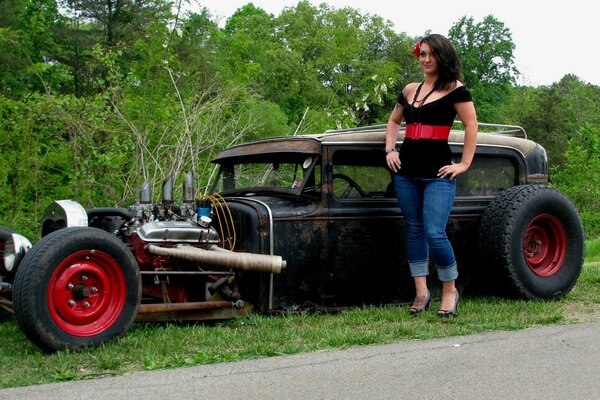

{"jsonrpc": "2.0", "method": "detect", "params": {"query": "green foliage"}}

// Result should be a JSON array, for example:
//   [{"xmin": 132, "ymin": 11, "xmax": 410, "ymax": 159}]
[
  {"xmin": 501, "ymin": 76, "xmax": 600, "ymax": 166},
  {"xmin": 448, "ymin": 15, "xmax": 518, "ymax": 122},
  {"xmin": 0, "ymin": 94, "xmax": 76, "ymax": 238},
  {"xmin": 0, "ymin": 0, "xmax": 70, "ymax": 97},
  {"xmin": 449, "ymin": 15, "xmax": 518, "ymax": 88},
  {"xmin": 586, "ymin": 237, "xmax": 600, "ymax": 260},
  {"xmin": 0, "ymin": 0, "xmax": 598, "ymax": 240},
  {"xmin": 550, "ymin": 124, "xmax": 600, "ymax": 237}
]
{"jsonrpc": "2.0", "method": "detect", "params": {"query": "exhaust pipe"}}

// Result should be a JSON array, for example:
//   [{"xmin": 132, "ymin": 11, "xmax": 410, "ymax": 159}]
[
  {"xmin": 162, "ymin": 175, "xmax": 174, "ymax": 204},
  {"xmin": 183, "ymin": 171, "xmax": 195, "ymax": 203},
  {"xmin": 138, "ymin": 300, "xmax": 234, "ymax": 314},
  {"xmin": 146, "ymin": 244, "xmax": 286, "ymax": 274},
  {"xmin": 139, "ymin": 180, "xmax": 152, "ymax": 204}
]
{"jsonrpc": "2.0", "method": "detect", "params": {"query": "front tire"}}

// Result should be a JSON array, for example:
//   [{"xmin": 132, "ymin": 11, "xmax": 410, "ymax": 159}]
[
  {"xmin": 13, "ymin": 227, "xmax": 141, "ymax": 352},
  {"xmin": 479, "ymin": 185, "xmax": 584, "ymax": 299}
]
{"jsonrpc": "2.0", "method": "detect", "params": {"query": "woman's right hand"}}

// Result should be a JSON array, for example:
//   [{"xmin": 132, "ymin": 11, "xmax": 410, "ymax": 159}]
[{"xmin": 386, "ymin": 151, "xmax": 401, "ymax": 173}]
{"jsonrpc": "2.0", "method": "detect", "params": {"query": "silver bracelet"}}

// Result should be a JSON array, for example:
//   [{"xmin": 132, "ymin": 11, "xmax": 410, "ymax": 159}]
[{"xmin": 385, "ymin": 148, "xmax": 397, "ymax": 154}]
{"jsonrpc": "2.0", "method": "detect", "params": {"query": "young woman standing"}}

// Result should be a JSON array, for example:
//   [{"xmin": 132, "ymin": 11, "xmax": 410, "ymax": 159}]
[{"xmin": 385, "ymin": 34, "xmax": 478, "ymax": 316}]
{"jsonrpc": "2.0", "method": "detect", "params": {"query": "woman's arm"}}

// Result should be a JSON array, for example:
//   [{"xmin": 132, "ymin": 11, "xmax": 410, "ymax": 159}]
[
  {"xmin": 437, "ymin": 100, "xmax": 478, "ymax": 180},
  {"xmin": 385, "ymin": 103, "xmax": 404, "ymax": 173}
]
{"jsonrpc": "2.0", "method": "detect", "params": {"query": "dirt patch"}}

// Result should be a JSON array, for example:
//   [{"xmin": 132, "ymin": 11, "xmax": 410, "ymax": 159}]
[{"xmin": 562, "ymin": 301, "xmax": 600, "ymax": 323}]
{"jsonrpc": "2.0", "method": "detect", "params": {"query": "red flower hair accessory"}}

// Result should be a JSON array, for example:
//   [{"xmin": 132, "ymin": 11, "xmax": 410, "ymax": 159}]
[{"xmin": 411, "ymin": 41, "xmax": 421, "ymax": 57}]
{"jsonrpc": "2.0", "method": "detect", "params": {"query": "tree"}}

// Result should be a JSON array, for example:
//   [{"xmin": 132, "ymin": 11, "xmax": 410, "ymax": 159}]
[
  {"xmin": 0, "ymin": 0, "xmax": 71, "ymax": 97},
  {"xmin": 174, "ymin": 7, "xmax": 222, "ymax": 90},
  {"xmin": 61, "ymin": 0, "xmax": 172, "ymax": 46},
  {"xmin": 448, "ymin": 15, "xmax": 518, "ymax": 122},
  {"xmin": 500, "ymin": 75, "xmax": 600, "ymax": 166},
  {"xmin": 273, "ymin": 1, "xmax": 415, "ymax": 128}
]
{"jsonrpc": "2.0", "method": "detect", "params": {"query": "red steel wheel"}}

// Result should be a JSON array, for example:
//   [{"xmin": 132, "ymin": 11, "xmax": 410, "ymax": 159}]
[
  {"xmin": 48, "ymin": 250, "xmax": 127, "ymax": 336},
  {"xmin": 523, "ymin": 214, "xmax": 567, "ymax": 277},
  {"xmin": 13, "ymin": 227, "xmax": 140, "ymax": 352}
]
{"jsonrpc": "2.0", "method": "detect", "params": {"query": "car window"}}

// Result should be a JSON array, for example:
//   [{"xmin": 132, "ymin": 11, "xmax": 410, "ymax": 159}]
[
  {"xmin": 236, "ymin": 163, "xmax": 300, "ymax": 188},
  {"xmin": 331, "ymin": 150, "xmax": 516, "ymax": 200},
  {"xmin": 455, "ymin": 156, "xmax": 516, "ymax": 196},
  {"xmin": 332, "ymin": 150, "xmax": 394, "ymax": 199},
  {"xmin": 214, "ymin": 155, "xmax": 321, "ymax": 195}
]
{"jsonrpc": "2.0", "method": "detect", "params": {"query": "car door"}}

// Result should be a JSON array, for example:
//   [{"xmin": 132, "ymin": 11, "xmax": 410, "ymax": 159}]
[{"xmin": 323, "ymin": 145, "xmax": 413, "ymax": 307}]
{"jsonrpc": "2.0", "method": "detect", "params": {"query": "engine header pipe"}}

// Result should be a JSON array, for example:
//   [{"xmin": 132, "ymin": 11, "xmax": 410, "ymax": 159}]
[
  {"xmin": 162, "ymin": 175, "xmax": 174, "ymax": 204},
  {"xmin": 183, "ymin": 172, "xmax": 195, "ymax": 203},
  {"xmin": 145, "ymin": 245, "xmax": 286, "ymax": 274},
  {"xmin": 139, "ymin": 181, "xmax": 152, "ymax": 204}
]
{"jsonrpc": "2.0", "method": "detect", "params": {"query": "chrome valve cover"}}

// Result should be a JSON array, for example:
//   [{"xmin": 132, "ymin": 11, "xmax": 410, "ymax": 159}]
[{"xmin": 137, "ymin": 220, "xmax": 220, "ymax": 243}]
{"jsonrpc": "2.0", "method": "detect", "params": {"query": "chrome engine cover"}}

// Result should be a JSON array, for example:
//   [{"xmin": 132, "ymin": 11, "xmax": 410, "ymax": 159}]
[{"xmin": 137, "ymin": 220, "xmax": 220, "ymax": 243}]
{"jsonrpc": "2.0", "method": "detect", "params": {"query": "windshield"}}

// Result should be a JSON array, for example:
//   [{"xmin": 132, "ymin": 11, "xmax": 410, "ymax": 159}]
[{"xmin": 212, "ymin": 154, "xmax": 321, "ymax": 195}]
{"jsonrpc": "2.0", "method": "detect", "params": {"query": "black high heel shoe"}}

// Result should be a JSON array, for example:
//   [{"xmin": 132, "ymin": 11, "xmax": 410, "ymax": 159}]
[
  {"xmin": 409, "ymin": 290, "xmax": 431, "ymax": 315},
  {"xmin": 437, "ymin": 290, "xmax": 459, "ymax": 317}
]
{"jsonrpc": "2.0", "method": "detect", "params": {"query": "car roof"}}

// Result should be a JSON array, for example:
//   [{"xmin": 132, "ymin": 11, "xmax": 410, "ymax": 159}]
[{"xmin": 214, "ymin": 123, "xmax": 538, "ymax": 161}]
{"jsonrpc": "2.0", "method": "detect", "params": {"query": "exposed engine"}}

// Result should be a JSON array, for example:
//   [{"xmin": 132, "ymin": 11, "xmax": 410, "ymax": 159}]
[{"xmin": 22, "ymin": 172, "xmax": 285, "ymax": 322}]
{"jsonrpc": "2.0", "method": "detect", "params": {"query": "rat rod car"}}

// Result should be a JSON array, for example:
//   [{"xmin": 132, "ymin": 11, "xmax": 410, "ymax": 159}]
[{"xmin": 0, "ymin": 122, "xmax": 584, "ymax": 352}]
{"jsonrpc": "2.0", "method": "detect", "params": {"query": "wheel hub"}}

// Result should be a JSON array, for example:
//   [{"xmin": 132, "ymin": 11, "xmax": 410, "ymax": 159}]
[
  {"xmin": 71, "ymin": 284, "xmax": 92, "ymax": 301},
  {"xmin": 48, "ymin": 249, "xmax": 126, "ymax": 337},
  {"xmin": 523, "ymin": 214, "xmax": 567, "ymax": 277}
]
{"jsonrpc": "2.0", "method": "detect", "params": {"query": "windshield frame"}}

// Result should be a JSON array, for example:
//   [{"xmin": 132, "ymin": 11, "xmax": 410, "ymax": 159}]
[{"xmin": 211, "ymin": 152, "xmax": 321, "ymax": 196}]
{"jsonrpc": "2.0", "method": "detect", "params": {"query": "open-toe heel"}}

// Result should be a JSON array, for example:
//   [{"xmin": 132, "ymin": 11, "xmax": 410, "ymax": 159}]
[
  {"xmin": 409, "ymin": 291, "xmax": 431, "ymax": 315},
  {"xmin": 437, "ymin": 290, "xmax": 459, "ymax": 317}
]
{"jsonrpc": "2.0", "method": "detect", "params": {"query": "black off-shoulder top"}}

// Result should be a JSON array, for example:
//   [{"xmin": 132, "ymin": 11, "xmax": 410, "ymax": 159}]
[{"xmin": 396, "ymin": 86, "xmax": 473, "ymax": 178}]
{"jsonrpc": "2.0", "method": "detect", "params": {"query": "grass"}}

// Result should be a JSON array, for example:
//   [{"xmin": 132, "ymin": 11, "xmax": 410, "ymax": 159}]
[{"xmin": 1, "ymin": 239, "xmax": 598, "ymax": 389}]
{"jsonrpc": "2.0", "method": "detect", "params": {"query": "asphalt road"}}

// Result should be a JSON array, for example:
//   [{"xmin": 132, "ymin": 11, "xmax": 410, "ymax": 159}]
[{"xmin": 2, "ymin": 322, "xmax": 599, "ymax": 400}]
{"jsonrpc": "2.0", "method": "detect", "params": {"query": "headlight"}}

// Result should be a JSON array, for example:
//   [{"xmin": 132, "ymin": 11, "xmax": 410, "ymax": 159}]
[{"xmin": 4, "ymin": 233, "xmax": 32, "ymax": 272}]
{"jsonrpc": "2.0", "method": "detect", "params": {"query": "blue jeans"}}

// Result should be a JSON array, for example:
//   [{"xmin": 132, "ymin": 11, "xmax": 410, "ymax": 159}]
[{"xmin": 394, "ymin": 175, "xmax": 458, "ymax": 282}]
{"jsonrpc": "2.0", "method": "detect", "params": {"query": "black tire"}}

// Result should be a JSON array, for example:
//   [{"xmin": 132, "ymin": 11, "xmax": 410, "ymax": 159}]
[
  {"xmin": 0, "ymin": 226, "xmax": 16, "ymax": 322},
  {"xmin": 479, "ymin": 185, "xmax": 584, "ymax": 299},
  {"xmin": 13, "ymin": 227, "xmax": 141, "ymax": 352}
]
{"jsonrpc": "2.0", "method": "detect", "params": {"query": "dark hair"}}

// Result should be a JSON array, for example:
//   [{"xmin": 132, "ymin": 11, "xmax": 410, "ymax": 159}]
[{"xmin": 420, "ymin": 34, "xmax": 463, "ymax": 91}]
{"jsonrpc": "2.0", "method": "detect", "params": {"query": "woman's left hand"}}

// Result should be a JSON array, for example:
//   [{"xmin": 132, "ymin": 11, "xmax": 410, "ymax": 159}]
[{"xmin": 437, "ymin": 161, "xmax": 469, "ymax": 180}]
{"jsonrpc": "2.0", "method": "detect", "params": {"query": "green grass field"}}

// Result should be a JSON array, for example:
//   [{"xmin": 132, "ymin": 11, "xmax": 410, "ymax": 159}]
[{"xmin": 1, "ymin": 238, "xmax": 598, "ymax": 389}]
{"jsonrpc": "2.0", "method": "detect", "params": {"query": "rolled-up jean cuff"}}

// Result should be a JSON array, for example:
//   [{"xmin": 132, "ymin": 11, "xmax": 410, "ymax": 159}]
[
  {"xmin": 436, "ymin": 262, "xmax": 458, "ymax": 282},
  {"xmin": 409, "ymin": 260, "xmax": 429, "ymax": 277}
]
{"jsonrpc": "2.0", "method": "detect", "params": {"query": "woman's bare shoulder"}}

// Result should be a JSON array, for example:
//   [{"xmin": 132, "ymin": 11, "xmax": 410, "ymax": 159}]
[
  {"xmin": 402, "ymin": 82, "xmax": 420, "ymax": 96},
  {"xmin": 404, "ymin": 82, "xmax": 420, "ymax": 91}
]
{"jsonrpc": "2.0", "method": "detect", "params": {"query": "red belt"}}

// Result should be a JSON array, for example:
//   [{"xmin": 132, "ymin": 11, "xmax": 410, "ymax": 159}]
[{"xmin": 405, "ymin": 124, "xmax": 451, "ymax": 140}]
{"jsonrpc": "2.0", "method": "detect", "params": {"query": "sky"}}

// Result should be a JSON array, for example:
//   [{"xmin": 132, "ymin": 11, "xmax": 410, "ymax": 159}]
[{"xmin": 186, "ymin": 0, "xmax": 599, "ymax": 87}]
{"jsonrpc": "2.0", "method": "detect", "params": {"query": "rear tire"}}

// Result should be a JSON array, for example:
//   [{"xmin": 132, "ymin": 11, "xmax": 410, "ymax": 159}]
[
  {"xmin": 479, "ymin": 185, "xmax": 584, "ymax": 299},
  {"xmin": 13, "ymin": 227, "xmax": 141, "ymax": 352}
]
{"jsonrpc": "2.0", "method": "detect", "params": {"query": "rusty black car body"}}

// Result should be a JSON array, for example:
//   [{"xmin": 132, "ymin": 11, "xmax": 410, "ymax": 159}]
[{"xmin": 210, "ymin": 123, "xmax": 581, "ymax": 310}]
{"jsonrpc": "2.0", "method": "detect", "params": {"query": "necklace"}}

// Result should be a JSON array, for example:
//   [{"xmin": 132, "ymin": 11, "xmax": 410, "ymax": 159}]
[
  {"xmin": 410, "ymin": 81, "xmax": 436, "ymax": 124},
  {"xmin": 411, "ymin": 81, "xmax": 436, "ymax": 108}
]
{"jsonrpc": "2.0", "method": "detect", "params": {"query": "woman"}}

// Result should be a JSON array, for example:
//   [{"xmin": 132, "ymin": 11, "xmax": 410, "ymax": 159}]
[{"xmin": 385, "ymin": 34, "xmax": 478, "ymax": 316}]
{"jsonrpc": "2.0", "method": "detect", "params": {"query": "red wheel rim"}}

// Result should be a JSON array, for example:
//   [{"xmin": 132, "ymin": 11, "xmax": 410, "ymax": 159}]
[
  {"xmin": 523, "ymin": 214, "xmax": 567, "ymax": 277},
  {"xmin": 48, "ymin": 250, "xmax": 126, "ymax": 337}
]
